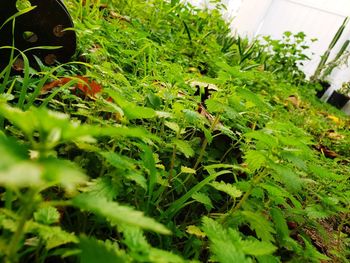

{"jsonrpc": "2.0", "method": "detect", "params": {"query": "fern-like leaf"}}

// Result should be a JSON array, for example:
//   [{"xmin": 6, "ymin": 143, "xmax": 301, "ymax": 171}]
[{"xmin": 73, "ymin": 194, "xmax": 171, "ymax": 234}]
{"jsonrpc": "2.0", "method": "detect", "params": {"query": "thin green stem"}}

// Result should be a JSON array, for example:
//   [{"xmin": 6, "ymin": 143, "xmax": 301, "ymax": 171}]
[
  {"xmin": 221, "ymin": 169, "xmax": 267, "ymax": 224},
  {"xmin": 6, "ymin": 190, "xmax": 38, "ymax": 263},
  {"xmin": 193, "ymin": 114, "xmax": 221, "ymax": 170}
]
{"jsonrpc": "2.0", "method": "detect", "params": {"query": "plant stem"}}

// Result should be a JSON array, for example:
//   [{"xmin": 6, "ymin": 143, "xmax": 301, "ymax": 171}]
[
  {"xmin": 168, "ymin": 145, "xmax": 177, "ymax": 183},
  {"xmin": 6, "ymin": 190, "xmax": 37, "ymax": 263},
  {"xmin": 221, "ymin": 169, "xmax": 267, "ymax": 224},
  {"xmin": 193, "ymin": 114, "xmax": 221, "ymax": 170}
]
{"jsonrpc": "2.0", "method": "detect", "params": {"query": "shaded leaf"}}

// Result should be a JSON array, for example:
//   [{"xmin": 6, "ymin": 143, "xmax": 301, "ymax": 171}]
[
  {"xmin": 73, "ymin": 194, "xmax": 171, "ymax": 234},
  {"xmin": 79, "ymin": 236, "xmax": 129, "ymax": 263},
  {"xmin": 192, "ymin": 192, "xmax": 213, "ymax": 209}
]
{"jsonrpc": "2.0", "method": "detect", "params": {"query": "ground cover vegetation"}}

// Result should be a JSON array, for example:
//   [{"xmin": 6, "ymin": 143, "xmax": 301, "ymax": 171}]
[{"xmin": 0, "ymin": 0, "xmax": 349, "ymax": 262}]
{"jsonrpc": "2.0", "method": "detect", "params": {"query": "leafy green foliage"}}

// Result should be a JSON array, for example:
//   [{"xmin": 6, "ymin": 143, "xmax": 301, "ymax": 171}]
[
  {"xmin": 79, "ymin": 236, "xmax": 129, "ymax": 263},
  {"xmin": 72, "ymin": 194, "xmax": 171, "ymax": 234},
  {"xmin": 0, "ymin": 0, "xmax": 348, "ymax": 262}
]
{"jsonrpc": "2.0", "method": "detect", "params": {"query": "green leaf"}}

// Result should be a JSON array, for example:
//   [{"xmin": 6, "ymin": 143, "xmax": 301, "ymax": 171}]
[
  {"xmin": 28, "ymin": 222, "xmax": 78, "ymax": 250},
  {"xmin": 0, "ymin": 162, "xmax": 43, "ymax": 188},
  {"xmin": 300, "ymin": 235, "xmax": 330, "ymax": 261},
  {"xmin": 0, "ymin": 103, "xmax": 158, "ymax": 145},
  {"xmin": 124, "ymin": 171, "xmax": 148, "ymax": 190},
  {"xmin": 236, "ymin": 88, "xmax": 270, "ymax": 110},
  {"xmin": 245, "ymin": 130, "xmax": 279, "ymax": 149},
  {"xmin": 241, "ymin": 239, "xmax": 276, "ymax": 256},
  {"xmin": 41, "ymin": 158, "xmax": 88, "ymax": 193},
  {"xmin": 100, "ymin": 151, "xmax": 136, "ymax": 170},
  {"xmin": 180, "ymin": 166, "xmax": 196, "ymax": 174},
  {"xmin": 164, "ymin": 169, "xmax": 232, "ymax": 219},
  {"xmin": 202, "ymin": 217, "xmax": 250, "ymax": 263},
  {"xmin": 34, "ymin": 206, "xmax": 60, "ymax": 225},
  {"xmin": 270, "ymin": 163, "xmax": 302, "ymax": 192},
  {"xmin": 192, "ymin": 192, "xmax": 213, "ymax": 209},
  {"xmin": 79, "ymin": 236, "xmax": 130, "ymax": 263},
  {"xmin": 210, "ymin": 181, "xmax": 242, "ymax": 198},
  {"xmin": 0, "ymin": 135, "xmax": 28, "ymax": 170},
  {"xmin": 241, "ymin": 211, "xmax": 276, "ymax": 243},
  {"xmin": 308, "ymin": 165, "xmax": 345, "ymax": 181},
  {"xmin": 73, "ymin": 194, "xmax": 171, "ymax": 234},
  {"xmin": 148, "ymin": 248, "xmax": 185, "ymax": 263},
  {"xmin": 108, "ymin": 92, "xmax": 156, "ymax": 120},
  {"xmin": 165, "ymin": 121, "xmax": 181, "ymax": 133},
  {"xmin": 85, "ymin": 177, "xmax": 119, "ymax": 201},
  {"xmin": 172, "ymin": 139, "xmax": 194, "ymax": 158},
  {"xmin": 100, "ymin": 151, "xmax": 147, "ymax": 189},
  {"xmin": 270, "ymin": 207, "xmax": 289, "ymax": 241},
  {"xmin": 244, "ymin": 150, "xmax": 267, "ymax": 171},
  {"xmin": 121, "ymin": 226, "xmax": 185, "ymax": 263},
  {"xmin": 140, "ymin": 144, "xmax": 157, "ymax": 197},
  {"xmin": 123, "ymin": 104, "xmax": 156, "ymax": 120},
  {"xmin": 305, "ymin": 205, "xmax": 330, "ymax": 219}
]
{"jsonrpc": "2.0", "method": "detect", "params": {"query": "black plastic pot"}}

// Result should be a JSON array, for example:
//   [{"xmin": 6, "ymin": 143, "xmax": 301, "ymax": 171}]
[
  {"xmin": 327, "ymin": 91, "xmax": 349, "ymax": 109},
  {"xmin": 316, "ymin": 81, "xmax": 330, "ymax": 98}
]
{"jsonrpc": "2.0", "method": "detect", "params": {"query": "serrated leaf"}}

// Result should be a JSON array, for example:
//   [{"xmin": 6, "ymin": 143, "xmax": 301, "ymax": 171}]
[
  {"xmin": 172, "ymin": 139, "xmax": 194, "ymax": 158},
  {"xmin": 210, "ymin": 181, "xmax": 242, "ymax": 198},
  {"xmin": 180, "ymin": 166, "xmax": 196, "ymax": 174},
  {"xmin": 241, "ymin": 239, "xmax": 276, "ymax": 256},
  {"xmin": 186, "ymin": 225, "xmax": 206, "ymax": 238},
  {"xmin": 300, "ymin": 236, "xmax": 330, "ymax": 261},
  {"xmin": 79, "ymin": 236, "xmax": 129, "ymax": 263},
  {"xmin": 270, "ymin": 207, "xmax": 289, "ymax": 240},
  {"xmin": 244, "ymin": 150, "xmax": 267, "ymax": 171},
  {"xmin": 34, "ymin": 206, "xmax": 60, "ymax": 225},
  {"xmin": 28, "ymin": 223, "xmax": 78, "ymax": 250},
  {"xmin": 85, "ymin": 177, "xmax": 119, "ymax": 201},
  {"xmin": 148, "ymin": 248, "xmax": 185, "ymax": 263},
  {"xmin": 309, "ymin": 165, "xmax": 345, "ymax": 181},
  {"xmin": 73, "ymin": 194, "xmax": 171, "ymax": 234},
  {"xmin": 237, "ymin": 88, "xmax": 269, "ymax": 109},
  {"xmin": 305, "ymin": 205, "xmax": 330, "ymax": 219},
  {"xmin": 270, "ymin": 163, "xmax": 302, "ymax": 192},
  {"xmin": 121, "ymin": 226, "xmax": 149, "ymax": 253},
  {"xmin": 245, "ymin": 130, "xmax": 278, "ymax": 149},
  {"xmin": 183, "ymin": 109, "xmax": 205, "ymax": 124},
  {"xmin": 0, "ymin": 103, "xmax": 158, "ymax": 144},
  {"xmin": 165, "ymin": 121, "xmax": 181, "ymax": 133},
  {"xmin": 241, "ymin": 211, "xmax": 276, "ymax": 243},
  {"xmin": 205, "ymin": 99, "xmax": 226, "ymax": 113},
  {"xmin": 100, "ymin": 151, "xmax": 136, "ymax": 170},
  {"xmin": 121, "ymin": 226, "xmax": 184, "ymax": 262},
  {"xmin": 202, "ymin": 217, "xmax": 250, "ymax": 263},
  {"xmin": 124, "ymin": 171, "xmax": 147, "ymax": 190},
  {"xmin": 192, "ymin": 192, "xmax": 213, "ymax": 209}
]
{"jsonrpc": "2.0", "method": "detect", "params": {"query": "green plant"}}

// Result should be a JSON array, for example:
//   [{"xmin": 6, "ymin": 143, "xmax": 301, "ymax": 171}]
[
  {"xmin": 262, "ymin": 31, "xmax": 312, "ymax": 84},
  {"xmin": 312, "ymin": 16, "xmax": 349, "ymax": 81},
  {"xmin": 338, "ymin": 81, "xmax": 350, "ymax": 96},
  {"xmin": 0, "ymin": 1, "xmax": 348, "ymax": 262}
]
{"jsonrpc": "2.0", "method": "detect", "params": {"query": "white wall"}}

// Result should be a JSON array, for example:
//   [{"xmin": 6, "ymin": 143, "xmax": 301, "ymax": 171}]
[
  {"xmin": 184, "ymin": 0, "xmax": 242, "ymax": 20},
  {"xmin": 184, "ymin": 0, "xmax": 350, "ymax": 113},
  {"xmin": 233, "ymin": 0, "xmax": 350, "ymax": 113}
]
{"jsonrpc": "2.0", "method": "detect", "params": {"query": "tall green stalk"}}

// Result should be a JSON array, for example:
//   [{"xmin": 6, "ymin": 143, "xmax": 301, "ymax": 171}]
[
  {"xmin": 312, "ymin": 17, "xmax": 349, "ymax": 80},
  {"xmin": 321, "ymin": 39, "xmax": 350, "ymax": 79}
]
